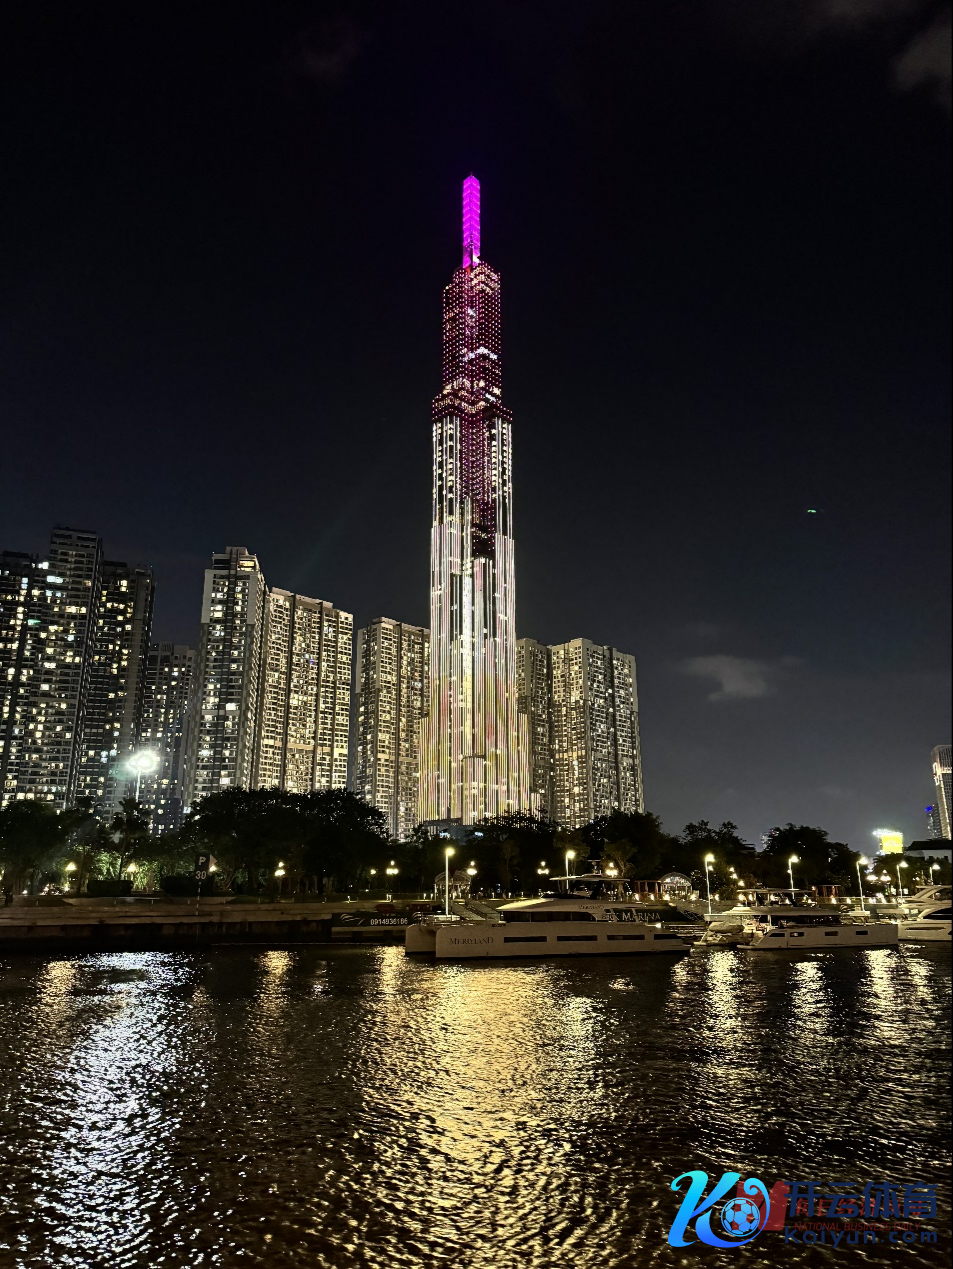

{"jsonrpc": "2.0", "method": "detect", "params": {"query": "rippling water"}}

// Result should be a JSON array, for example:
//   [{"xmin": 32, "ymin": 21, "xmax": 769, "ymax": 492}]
[{"xmin": 0, "ymin": 945, "xmax": 949, "ymax": 1268}]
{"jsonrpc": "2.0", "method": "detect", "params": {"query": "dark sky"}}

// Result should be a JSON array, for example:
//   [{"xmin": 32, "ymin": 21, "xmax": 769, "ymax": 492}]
[{"xmin": 2, "ymin": 1, "xmax": 950, "ymax": 848}]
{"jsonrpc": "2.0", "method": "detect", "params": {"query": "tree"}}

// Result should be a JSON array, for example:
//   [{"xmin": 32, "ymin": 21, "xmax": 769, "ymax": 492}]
[
  {"xmin": 760, "ymin": 824, "xmax": 858, "ymax": 890},
  {"xmin": 301, "ymin": 789, "xmax": 389, "ymax": 895},
  {"xmin": 0, "ymin": 802, "xmax": 71, "ymax": 894},
  {"xmin": 466, "ymin": 813, "xmax": 556, "ymax": 894}
]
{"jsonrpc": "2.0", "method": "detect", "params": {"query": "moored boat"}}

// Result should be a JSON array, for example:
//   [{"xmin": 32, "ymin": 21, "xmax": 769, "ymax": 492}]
[{"xmin": 743, "ymin": 910, "xmax": 898, "ymax": 951}]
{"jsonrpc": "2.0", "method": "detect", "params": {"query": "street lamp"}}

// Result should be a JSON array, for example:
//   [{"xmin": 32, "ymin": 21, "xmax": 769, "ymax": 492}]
[
  {"xmin": 896, "ymin": 860, "xmax": 908, "ymax": 908},
  {"xmin": 929, "ymin": 863, "xmax": 940, "ymax": 886},
  {"xmin": 65, "ymin": 861, "xmax": 77, "ymax": 893},
  {"xmin": 787, "ymin": 855, "xmax": 799, "ymax": 900},
  {"xmin": 443, "ymin": 847, "xmax": 455, "ymax": 916},
  {"xmin": 565, "ymin": 848, "xmax": 576, "ymax": 888},
  {"xmin": 127, "ymin": 749, "xmax": 159, "ymax": 801},
  {"xmin": 704, "ymin": 853, "xmax": 715, "ymax": 916},
  {"xmin": 856, "ymin": 855, "xmax": 869, "ymax": 915}
]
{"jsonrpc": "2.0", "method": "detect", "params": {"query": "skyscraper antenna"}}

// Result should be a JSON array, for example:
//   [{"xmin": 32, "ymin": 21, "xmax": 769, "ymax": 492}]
[{"xmin": 463, "ymin": 174, "xmax": 480, "ymax": 268}]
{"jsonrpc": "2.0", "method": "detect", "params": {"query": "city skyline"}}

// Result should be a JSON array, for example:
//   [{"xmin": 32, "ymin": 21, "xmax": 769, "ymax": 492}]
[{"xmin": 1, "ymin": 4, "xmax": 948, "ymax": 849}]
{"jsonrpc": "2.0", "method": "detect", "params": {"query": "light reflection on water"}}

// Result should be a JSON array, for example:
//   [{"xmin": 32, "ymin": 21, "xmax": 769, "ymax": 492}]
[{"xmin": 0, "ymin": 945, "xmax": 949, "ymax": 1268}]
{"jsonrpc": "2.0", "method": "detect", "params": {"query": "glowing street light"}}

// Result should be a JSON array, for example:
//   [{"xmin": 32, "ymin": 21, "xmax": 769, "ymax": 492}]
[
  {"xmin": 787, "ymin": 855, "xmax": 799, "ymax": 900},
  {"xmin": 856, "ymin": 855, "xmax": 869, "ymax": 915},
  {"xmin": 466, "ymin": 861, "xmax": 477, "ymax": 878},
  {"xmin": 65, "ymin": 861, "xmax": 77, "ymax": 893},
  {"xmin": 127, "ymin": 749, "xmax": 159, "ymax": 801},
  {"xmin": 895, "ymin": 859, "xmax": 908, "ymax": 907},
  {"xmin": 565, "ymin": 848, "xmax": 576, "ymax": 886},
  {"xmin": 929, "ymin": 863, "xmax": 940, "ymax": 884},
  {"xmin": 704, "ymin": 853, "xmax": 715, "ymax": 916},
  {"xmin": 444, "ymin": 847, "xmax": 455, "ymax": 916}
]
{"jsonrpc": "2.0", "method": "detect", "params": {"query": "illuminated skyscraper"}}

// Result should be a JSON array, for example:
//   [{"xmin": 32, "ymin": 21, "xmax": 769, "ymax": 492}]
[
  {"xmin": 550, "ymin": 639, "xmax": 643, "ymax": 828},
  {"xmin": 186, "ymin": 546, "xmax": 268, "ymax": 806},
  {"xmin": 516, "ymin": 637, "xmax": 554, "ymax": 820},
  {"xmin": 354, "ymin": 617, "xmax": 429, "ymax": 840},
  {"xmin": 0, "ymin": 528, "xmax": 104, "ymax": 808},
  {"xmin": 932, "ymin": 745, "xmax": 952, "ymax": 840},
  {"xmin": 139, "ymin": 643, "xmax": 196, "ymax": 833},
  {"xmin": 253, "ymin": 589, "xmax": 352, "ymax": 794},
  {"xmin": 420, "ymin": 176, "xmax": 526, "ymax": 824},
  {"xmin": 75, "ymin": 561, "xmax": 155, "ymax": 813}
]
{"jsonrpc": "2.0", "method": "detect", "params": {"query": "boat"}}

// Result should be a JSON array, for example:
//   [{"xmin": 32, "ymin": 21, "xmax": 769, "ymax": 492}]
[
  {"xmin": 896, "ymin": 897, "xmax": 952, "ymax": 943},
  {"xmin": 405, "ymin": 872, "xmax": 696, "ymax": 958},
  {"xmin": 696, "ymin": 888, "xmax": 828, "ymax": 947},
  {"xmin": 743, "ymin": 909, "xmax": 898, "ymax": 951}
]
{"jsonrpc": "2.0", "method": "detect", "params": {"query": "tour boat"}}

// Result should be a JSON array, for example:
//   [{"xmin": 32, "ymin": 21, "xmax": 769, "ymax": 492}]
[
  {"xmin": 743, "ymin": 910, "xmax": 898, "ymax": 951},
  {"xmin": 405, "ymin": 872, "xmax": 695, "ymax": 958}
]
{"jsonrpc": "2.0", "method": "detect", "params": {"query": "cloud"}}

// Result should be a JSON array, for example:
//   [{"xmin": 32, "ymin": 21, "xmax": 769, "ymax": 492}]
[
  {"xmin": 289, "ymin": 18, "xmax": 365, "ymax": 85},
  {"xmin": 715, "ymin": 0, "xmax": 952, "ymax": 112},
  {"xmin": 681, "ymin": 654, "xmax": 801, "ymax": 701},
  {"xmin": 895, "ymin": 12, "xmax": 952, "ymax": 110}
]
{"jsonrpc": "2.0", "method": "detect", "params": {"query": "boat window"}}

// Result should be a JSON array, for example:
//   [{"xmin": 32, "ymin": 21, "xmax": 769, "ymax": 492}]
[
  {"xmin": 855, "ymin": 930, "xmax": 868, "ymax": 935},
  {"xmin": 555, "ymin": 935, "xmax": 598, "ymax": 942},
  {"xmin": 607, "ymin": 934, "xmax": 644, "ymax": 941},
  {"xmin": 926, "ymin": 908, "xmax": 952, "ymax": 919},
  {"xmin": 503, "ymin": 935, "xmax": 547, "ymax": 943},
  {"xmin": 824, "ymin": 931, "xmax": 838, "ymax": 937}
]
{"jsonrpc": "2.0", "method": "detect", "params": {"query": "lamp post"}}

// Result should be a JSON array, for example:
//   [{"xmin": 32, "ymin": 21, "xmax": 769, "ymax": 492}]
[
  {"xmin": 65, "ymin": 861, "xmax": 77, "ymax": 894},
  {"xmin": 895, "ymin": 860, "xmax": 908, "ymax": 908},
  {"xmin": 929, "ymin": 862, "xmax": 940, "ymax": 887},
  {"xmin": 127, "ymin": 749, "xmax": 159, "ymax": 801},
  {"xmin": 788, "ymin": 855, "xmax": 799, "ymax": 901},
  {"xmin": 704, "ymin": 853, "xmax": 715, "ymax": 916},
  {"xmin": 856, "ymin": 855, "xmax": 869, "ymax": 915},
  {"xmin": 565, "ymin": 848, "xmax": 576, "ymax": 889},
  {"xmin": 444, "ymin": 847, "xmax": 455, "ymax": 916}
]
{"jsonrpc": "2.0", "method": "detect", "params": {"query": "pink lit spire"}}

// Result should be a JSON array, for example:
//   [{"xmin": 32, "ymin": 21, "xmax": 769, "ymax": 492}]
[{"xmin": 462, "ymin": 174, "xmax": 480, "ymax": 268}]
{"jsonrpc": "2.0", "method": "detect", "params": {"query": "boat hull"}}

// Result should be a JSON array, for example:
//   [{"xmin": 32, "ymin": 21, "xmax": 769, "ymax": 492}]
[
  {"xmin": 745, "ymin": 924, "xmax": 898, "ymax": 950},
  {"xmin": 896, "ymin": 921, "xmax": 952, "ymax": 942},
  {"xmin": 429, "ymin": 922, "xmax": 691, "ymax": 958}
]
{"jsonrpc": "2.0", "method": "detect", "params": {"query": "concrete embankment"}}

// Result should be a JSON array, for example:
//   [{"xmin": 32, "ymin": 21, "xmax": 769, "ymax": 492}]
[{"xmin": 0, "ymin": 898, "xmax": 421, "ymax": 953}]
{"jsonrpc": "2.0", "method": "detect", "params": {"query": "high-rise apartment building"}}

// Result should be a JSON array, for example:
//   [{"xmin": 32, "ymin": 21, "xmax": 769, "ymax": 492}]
[
  {"xmin": 932, "ymin": 745, "xmax": 952, "ymax": 840},
  {"xmin": 139, "ymin": 643, "xmax": 196, "ymax": 833},
  {"xmin": 0, "ymin": 528, "xmax": 104, "ymax": 807},
  {"xmin": 186, "ymin": 546, "xmax": 268, "ymax": 807},
  {"xmin": 254, "ymin": 589, "xmax": 352, "ymax": 794},
  {"xmin": 353, "ymin": 617, "xmax": 429, "ymax": 840},
  {"xmin": 74, "ymin": 562, "xmax": 155, "ymax": 813},
  {"xmin": 420, "ymin": 175, "xmax": 526, "ymax": 824},
  {"xmin": 550, "ymin": 639, "xmax": 643, "ymax": 828},
  {"xmin": 516, "ymin": 637, "xmax": 554, "ymax": 821}
]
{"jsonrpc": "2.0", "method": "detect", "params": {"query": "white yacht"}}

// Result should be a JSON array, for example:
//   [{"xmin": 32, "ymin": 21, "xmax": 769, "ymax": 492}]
[
  {"xmin": 896, "ymin": 896, "xmax": 952, "ymax": 943},
  {"xmin": 744, "ymin": 909, "xmax": 898, "ymax": 951},
  {"xmin": 696, "ymin": 888, "xmax": 824, "ymax": 947},
  {"xmin": 405, "ymin": 872, "xmax": 695, "ymax": 959}
]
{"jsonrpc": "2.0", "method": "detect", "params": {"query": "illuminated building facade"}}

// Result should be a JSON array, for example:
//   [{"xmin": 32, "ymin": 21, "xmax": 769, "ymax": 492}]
[
  {"xmin": 253, "ymin": 589, "xmax": 352, "ymax": 794},
  {"xmin": 420, "ymin": 175, "xmax": 526, "ymax": 824},
  {"xmin": 932, "ymin": 745, "xmax": 952, "ymax": 840},
  {"xmin": 186, "ymin": 546, "xmax": 268, "ymax": 806},
  {"xmin": 0, "ymin": 528, "xmax": 104, "ymax": 808},
  {"xmin": 550, "ymin": 639, "xmax": 643, "ymax": 828},
  {"xmin": 139, "ymin": 643, "xmax": 196, "ymax": 833},
  {"xmin": 354, "ymin": 617, "xmax": 429, "ymax": 839},
  {"xmin": 74, "ymin": 562, "xmax": 155, "ymax": 813},
  {"xmin": 516, "ymin": 637, "xmax": 554, "ymax": 820}
]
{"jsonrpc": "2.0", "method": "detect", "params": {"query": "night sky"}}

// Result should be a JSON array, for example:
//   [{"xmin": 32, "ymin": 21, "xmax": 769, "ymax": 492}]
[{"xmin": 2, "ymin": 1, "xmax": 950, "ymax": 848}]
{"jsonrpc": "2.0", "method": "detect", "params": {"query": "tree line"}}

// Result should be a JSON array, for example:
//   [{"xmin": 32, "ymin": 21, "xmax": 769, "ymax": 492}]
[{"xmin": 0, "ymin": 791, "xmax": 948, "ymax": 899}]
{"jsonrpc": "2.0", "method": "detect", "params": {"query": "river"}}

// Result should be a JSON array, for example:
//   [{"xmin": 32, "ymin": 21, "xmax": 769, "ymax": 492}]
[{"xmin": 0, "ymin": 944, "xmax": 949, "ymax": 1267}]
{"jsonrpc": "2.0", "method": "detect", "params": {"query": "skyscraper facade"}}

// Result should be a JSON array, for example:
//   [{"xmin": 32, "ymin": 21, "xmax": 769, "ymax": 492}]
[
  {"xmin": 186, "ymin": 546, "xmax": 268, "ymax": 807},
  {"xmin": 420, "ymin": 175, "xmax": 526, "ymax": 825},
  {"xmin": 550, "ymin": 639, "xmax": 643, "ymax": 828},
  {"xmin": 354, "ymin": 617, "xmax": 429, "ymax": 840},
  {"xmin": 74, "ymin": 562, "xmax": 155, "ymax": 813},
  {"xmin": 139, "ymin": 643, "xmax": 196, "ymax": 833},
  {"xmin": 0, "ymin": 528, "xmax": 104, "ymax": 808},
  {"xmin": 932, "ymin": 745, "xmax": 952, "ymax": 840},
  {"xmin": 254, "ymin": 589, "xmax": 352, "ymax": 794},
  {"xmin": 516, "ymin": 637, "xmax": 554, "ymax": 821}
]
